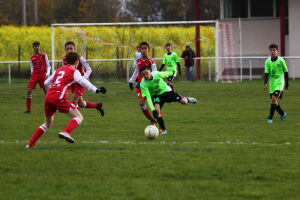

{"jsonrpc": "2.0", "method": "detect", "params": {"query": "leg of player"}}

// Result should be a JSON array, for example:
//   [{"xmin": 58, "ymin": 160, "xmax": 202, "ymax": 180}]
[
  {"xmin": 58, "ymin": 109, "xmax": 83, "ymax": 144},
  {"xmin": 70, "ymin": 93, "xmax": 81, "ymax": 109},
  {"xmin": 167, "ymin": 80, "xmax": 174, "ymax": 91},
  {"xmin": 274, "ymin": 94, "xmax": 287, "ymax": 121},
  {"xmin": 153, "ymin": 104, "xmax": 167, "ymax": 135},
  {"xmin": 268, "ymin": 95, "xmax": 278, "ymax": 123},
  {"xmin": 42, "ymin": 87, "xmax": 47, "ymax": 94},
  {"xmin": 26, "ymin": 115, "xmax": 54, "ymax": 148},
  {"xmin": 25, "ymin": 87, "xmax": 33, "ymax": 113},
  {"xmin": 179, "ymin": 97, "xmax": 197, "ymax": 104},
  {"xmin": 78, "ymin": 96, "xmax": 104, "ymax": 116},
  {"xmin": 139, "ymin": 97, "xmax": 156, "ymax": 125}
]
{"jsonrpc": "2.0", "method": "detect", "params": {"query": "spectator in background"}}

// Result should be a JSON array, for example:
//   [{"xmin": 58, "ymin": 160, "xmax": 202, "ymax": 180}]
[
  {"xmin": 134, "ymin": 46, "xmax": 142, "ymax": 65},
  {"xmin": 181, "ymin": 45, "xmax": 195, "ymax": 81}
]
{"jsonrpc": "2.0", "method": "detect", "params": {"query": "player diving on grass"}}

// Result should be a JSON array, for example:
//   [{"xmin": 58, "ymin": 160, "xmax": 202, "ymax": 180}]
[
  {"xmin": 25, "ymin": 41, "xmax": 51, "ymax": 113},
  {"xmin": 159, "ymin": 42, "xmax": 181, "ymax": 91},
  {"xmin": 264, "ymin": 44, "xmax": 289, "ymax": 123},
  {"xmin": 140, "ymin": 66, "xmax": 197, "ymax": 135},
  {"xmin": 26, "ymin": 52, "xmax": 106, "ymax": 148},
  {"xmin": 62, "ymin": 41, "xmax": 106, "ymax": 111},
  {"xmin": 128, "ymin": 42, "xmax": 157, "ymax": 125}
]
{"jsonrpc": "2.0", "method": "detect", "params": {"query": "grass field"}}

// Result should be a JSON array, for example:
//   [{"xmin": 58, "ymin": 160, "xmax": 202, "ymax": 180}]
[{"xmin": 0, "ymin": 78, "xmax": 299, "ymax": 200}]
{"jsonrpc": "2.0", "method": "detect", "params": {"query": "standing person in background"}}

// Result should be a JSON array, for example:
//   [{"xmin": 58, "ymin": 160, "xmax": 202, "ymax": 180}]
[
  {"xmin": 181, "ymin": 45, "xmax": 195, "ymax": 82},
  {"xmin": 159, "ymin": 43, "xmax": 181, "ymax": 90},
  {"xmin": 25, "ymin": 42, "xmax": 51, "ymax": 113},
  {"xmin": 134, "ymin": 45, "xmax": 142, "ymax": 66}
]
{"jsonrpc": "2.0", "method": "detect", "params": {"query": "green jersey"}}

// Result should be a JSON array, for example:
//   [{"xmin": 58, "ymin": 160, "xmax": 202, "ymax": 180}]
[
  {"xmin": 140, "ymin": 71, "xmax": 173, "ymax": 111},
  {"xmin": 162, "ymin": 52, "xmax": 180, "ymax": 76},
  {"xmin": 265, "ymin": 56, "xmax": 288, "ymax": 93}
]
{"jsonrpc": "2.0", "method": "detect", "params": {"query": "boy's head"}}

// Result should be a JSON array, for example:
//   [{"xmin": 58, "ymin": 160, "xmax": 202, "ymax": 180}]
[
  {"xmin": 32, "ymin": 41, "xmax": 40, "ymax": 53},
  {"xmin": 66, "ymin": 52, "xmax": 80, "ymax": 67},
  {"xmin": 139, "ymin": 65, "xmax": 151, "ymax": 80},
  {"xmin": 140, "ymin": 42, "xmax": 150, "ymax": 57},
  {"xmin": 269, "ymin": 44, "xmax": 278, "ymax": 58},
  {"xmin": 165, "ymin": 43, "xmax": 172, "ymax": 53},
  {"xmin": 185, "ymin": 45, "xmax": 190, "ymax": 51},
  {"xmin": 65, "ymin": 41, "xmax": 76, "ymax": 53}
]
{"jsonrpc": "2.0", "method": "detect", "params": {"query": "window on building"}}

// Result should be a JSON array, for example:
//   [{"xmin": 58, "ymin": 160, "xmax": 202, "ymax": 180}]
[
  {"xmin": 251, "ymin": 0, "xmax": 273, "ymax": 17},
  {"xmin": 224, "ymin": 0, "xmax": 248, "ymax": 18}
]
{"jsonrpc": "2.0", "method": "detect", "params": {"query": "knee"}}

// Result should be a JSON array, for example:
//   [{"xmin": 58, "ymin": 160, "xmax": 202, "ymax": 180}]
[{"xmin": 78, "ymin": 100, "xmax": 85, "ymax": 108}]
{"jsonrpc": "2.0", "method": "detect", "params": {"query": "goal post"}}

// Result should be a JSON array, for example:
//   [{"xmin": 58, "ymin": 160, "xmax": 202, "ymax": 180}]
[{"xmin": 50, "ymin": 20, "xmax": 219, "ymax": 81}]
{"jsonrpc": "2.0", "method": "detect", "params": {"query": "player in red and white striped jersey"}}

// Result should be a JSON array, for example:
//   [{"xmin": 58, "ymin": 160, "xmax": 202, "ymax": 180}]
[
  {"xmin": 25, "ymin": 42, "xmax": 51, "ymax": 113},
  {"xmin": 128, "ymin": 42, "xmax": 157, "ymax": 125},
  {"xmin": 26, "ymin": 52, "xmax": 106, "ymax": 148},
  {"xmin": 62, "ymin": 41, "xmax": 102, "ymax": 111}
]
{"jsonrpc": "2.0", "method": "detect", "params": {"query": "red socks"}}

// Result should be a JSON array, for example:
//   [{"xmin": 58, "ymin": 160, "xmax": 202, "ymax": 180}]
[
  {"xmin": 28, "ymin": 124, "xmax": 47, "ymax": 146},
  {"xmin": 62, "ymin": 117, "xmax": 82, "ymax": 134},
  {"xmin": 140, "ymin": 105, "xmax": 155, "ymax": 122},
  {"xmin": 84, "ymin": 101, "xmax": 97, "ymax": 108},
  {"xmin": 26, "ymin": 95, "xmax": 32, "ymax": 112}
]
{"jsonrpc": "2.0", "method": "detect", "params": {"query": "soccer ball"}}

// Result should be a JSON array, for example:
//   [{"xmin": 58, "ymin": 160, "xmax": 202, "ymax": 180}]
[{"xmin": 144, "ymin": 125, "xmax": 159, "ymax": 140}]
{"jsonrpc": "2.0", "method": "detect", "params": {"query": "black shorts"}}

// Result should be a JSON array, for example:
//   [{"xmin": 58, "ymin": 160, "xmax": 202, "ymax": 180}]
[
  {"xmin": 270, "ymin": 90, "xmax": 283, "ymax": 99},
  {"xmin": 151, "ymin": 91, "xmax": 183, "ymax": 108}
]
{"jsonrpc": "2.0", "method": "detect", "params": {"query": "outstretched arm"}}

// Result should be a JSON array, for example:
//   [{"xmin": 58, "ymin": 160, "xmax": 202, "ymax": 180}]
[
  {"xmin": 80, "ymin": 57, "xmax": 92, "ymax": 79},
  {"xmin": 159, "ymin": 64, "xmax": 165, "ymax": 71},
  {"xmin": 284, "ymin": 72, "xmax": 289, "ymax": 89},
  {"xmin": 45, "ymin": 55, "xmax": 51, "ymax": 76},
  {"xmin": 74, "ymin": 70, "xmax": 97, "ymax": 93}
]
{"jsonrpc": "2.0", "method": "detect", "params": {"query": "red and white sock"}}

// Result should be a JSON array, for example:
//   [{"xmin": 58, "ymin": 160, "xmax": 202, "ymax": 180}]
[
  {"xmin": 140, "ymin": 105, "xmax": 155, "ymax": 122},
  {"xmin": 26, "ymin": 95, "xmax": 32, "ymax": 112},
  {"xmin": 62, "ymin": 117, "xmax": 82, "ymax": 134},
  {"xmin": 83, "ymin": 101, "xmax": 97, "ymax": 108},
  {"xmin": 28, "ymin": 123, "xmax": 48, "ymax": 146}
]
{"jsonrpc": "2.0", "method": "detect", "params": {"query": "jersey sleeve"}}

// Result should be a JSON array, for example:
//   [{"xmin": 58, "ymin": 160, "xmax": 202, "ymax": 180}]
[
  {"xmin": 45, "ymin": 55, "xmax": 51, "ymax": 76},
  {"xmin": 282, "ymin": 59, "xmax": 288, "ymax": 72},
  {"xmin": 162, "ymin": 54, "xmax": 166, "ymax": 64},
  {"xmin": 174, "ymin": 53, "xmax": 180, "ymax": 63},
  {"xmin": 73, "ymin": 70, "xmax": 97, "ymax": 93},
  {"xmin": 151, "ymin": 62, "xmax": 157, "ymax": 71},
  {"xmin": 140, "ymin": 80, "xmax": 155, "ymax": 111},
  {"xmin": 158, "ymin": 71, "xmax": 173, "ymax": 79},
  {"xmin": 264, "ymin": 60, "xmax": 270, "ymax": 73},
  {"xmin": 30, "ymin": 60, "xmax": 33, "ymax": 74},
  {"xmin": 80, "ymin": 57, "xmax": 92, "ymax": 79},
  {"xmin": 44, "ymin": 71, "xmax": 55, "ymax": 91},
  {"xmin": 129, "ymin": 63, "xmax": 138, "ymax": 83}
]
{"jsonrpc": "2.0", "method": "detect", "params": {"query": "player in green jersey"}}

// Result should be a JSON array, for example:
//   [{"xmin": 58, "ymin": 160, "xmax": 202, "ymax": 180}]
[
  {"xmin": 159, "ymin": 43, "xmax": 181, "ymax": 90},
  {"xmin": 140, "ymin": 65, "xmax": 197, "ymax": 134},
  {"xmin": 264, "ymin": 44, "xmax": 289, "ymax": 123}
]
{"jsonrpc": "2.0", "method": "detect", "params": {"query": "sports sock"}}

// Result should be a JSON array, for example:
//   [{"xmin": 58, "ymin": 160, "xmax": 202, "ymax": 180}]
[
  {"xmin": 140, "ymin": 105, "xmax": 155, "ymax": 122},
  {"xmin": 157, "ymin": 117, "xmax": 166, "ymax": 131},
  {"xmin": 26, "ymin": 95, "xmax": 32, "ymax": 112},
  {"xmin": 28, "ymin": 123, "xmax": 47, "ymax": 146},
  {"xmin": 62, "ymin": 117, "xmax": 82, "ymax": 134},
  {"xmin": 84, "ymin": 101, "xmax": 98, "ymax": 108},
  {"xmin": 268, "ymin": 104, "xmax": 277, "ymax": 119},
  {"xmin": 275, "ymin": 104, "xmax": 285, "ymax": 116}
]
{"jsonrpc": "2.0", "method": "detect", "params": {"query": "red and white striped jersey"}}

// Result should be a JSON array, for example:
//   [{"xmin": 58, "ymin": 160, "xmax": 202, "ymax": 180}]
[
  {"xmin": 45, "ymin": 64, "xmax": 97, "ymax": 101},
  {"xmin": 62, "ymin": 56, "xmax": 92, "ymax": 79},
  {"xmin": 129, "ymin": 57, "xmax": 157, "ymax": 83},
  {"xmin": 30, "ymin": 52, "xmax": 51, "ymax": 75}
]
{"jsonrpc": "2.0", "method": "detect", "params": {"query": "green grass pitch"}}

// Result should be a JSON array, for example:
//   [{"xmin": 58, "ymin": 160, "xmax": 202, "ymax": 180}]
[{"xmin": 0, "ymin": 78, "xmax": 299, "ymax": 200}]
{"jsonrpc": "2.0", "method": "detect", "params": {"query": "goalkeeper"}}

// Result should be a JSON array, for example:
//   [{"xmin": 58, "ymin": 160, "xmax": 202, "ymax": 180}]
[
  {"xmin": 140, "ymin": 65, "xmax": 197, "ymax": 135},
  {"xmin": 264, "ymin": 44, "xmax": 289, "ymax": 123}
]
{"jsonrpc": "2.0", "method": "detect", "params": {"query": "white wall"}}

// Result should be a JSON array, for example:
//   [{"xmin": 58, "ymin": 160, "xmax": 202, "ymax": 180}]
[{"xmin": 288, "ymin": 0, "xmax": 300, "ymax": 57}]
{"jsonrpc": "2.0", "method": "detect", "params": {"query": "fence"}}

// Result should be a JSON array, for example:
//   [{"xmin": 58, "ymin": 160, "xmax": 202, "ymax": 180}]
[{"xmin": 0, "ymin": 57, "xmax": 299, "ymax": 84}]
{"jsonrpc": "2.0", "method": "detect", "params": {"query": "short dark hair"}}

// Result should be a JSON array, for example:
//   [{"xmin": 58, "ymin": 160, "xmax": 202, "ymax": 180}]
[
  {"xmin": 140, "ymin": 42, "xmax": 150, "ymax": 49},
  {"xmin": 32, "ymin": 41, "xmax": 40, "ymax": 47},
  {"xmin": 139, "ymin": 65, "xmax": 150, "ymax": 73},
  {"xmin": 269, "ymin": 44, "xmax": 278, "ymax": 50},
  {"xmin": 165, "ymin": 43, "xmax": 172, "ymax": 47},
  {"xmin": 66, "ymin": 52, "xmax": 80, "ymax": 65},
  {"xmin": 65, "ymin": 41, "xmax": 75, "ymax": 49}
]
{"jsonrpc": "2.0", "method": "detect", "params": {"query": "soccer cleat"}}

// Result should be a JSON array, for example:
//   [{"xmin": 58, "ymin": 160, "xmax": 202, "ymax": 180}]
[
  {"xmin": 58, "ymin": 132, "xmax": 75, "ymax": 143},
  {"xmin": 160, "ymin": 130, "xmax": 167, "ymax": 135},
  {"xmin": 267, "ymin": 119, "xmax": 272, "ymax": 123},
  {"xmin": 96, "ymin": 102, "xmax": 104, "ymax": 116},
  {"xmin": 151, "ymin": 120, "xmax": 157, "ymax": 126},
  {"xmin": 187, "ymin": 97, "xmax": 197, "ymax": 104},
  {"xmin": 25, "ymin": 144, "xmax": 35, "ymax": 148},
  {"xmin": 280, "ymin": 113, "xmax": 287, "ymax": 121},
  {"xmin": 24, "ymin": 111, "xmax": 31, "ymax": 114}
]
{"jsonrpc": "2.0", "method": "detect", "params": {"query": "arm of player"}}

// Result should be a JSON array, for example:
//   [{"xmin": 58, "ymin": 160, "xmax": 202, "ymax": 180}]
[
  {"xmin": 151, "ymin": 63, "xmax": 157, "ymax": 71},
  {"xmin": 30, "ymin": 60, "xmax": 33, "ymax": 74},
  {"xmin": 61, "ymin": 59, "xmax": 65, "ymax": 67},
  {"xmin": 45, "ymin": 55, "xmax": 51, "ymax": 76},
  {"xmin": 44, "ymin": 71, "xmax": 55, "ymax": 91},
  {"xmin": 159, "ymin": 64, "xmax": 165, "ymax": 71},
  {"xmin": 284, "ymin": 72, "xmax": 289, "ymax": 89},
  {"xmin": 141, "ymin": 86, "xmax": 155, "ymax": 111},
  {"xmin": 80, "ymin": 57, "xmax": 92, "ymax": 79},
  {"xmin": 73, "ymin": 70, "xmax": 97, "ymax": 93},
  {"xmin": 129, "ymin": 63, "xmax": 138, "ymax": 83},
  {"xmin": 158, "ymin": 71, "xmax": 173, "ymax": 79},
  {"xmin": 177, "ymin": 62, "xmax": 181, "ymax": 75}
]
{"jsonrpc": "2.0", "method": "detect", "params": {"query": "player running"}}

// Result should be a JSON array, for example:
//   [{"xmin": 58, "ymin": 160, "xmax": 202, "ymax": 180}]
[
  {"xmin": 62, "ymin": 41, "xmax": 106, "ymax": 110},
  {"xmin": 25, "ymin": 42, "xmax": 51, "ymax": 113},
  {"xmin": 26, "ymin": 52, "xmax": 106, "ymax": 148},
  {"xmin": 140, "ymin": 66, "xmax": 197, "ymax": 135},
  {"xmin": 159, "ymin": 43, "xmax": 181, "ymax": 90},
  {"xmin": 264, "ymin": 44, "xmax": 289, "ymax": 123},
  {"xmin": 128, "ymin": 42, "xmax": 157, "ymax": 125}
]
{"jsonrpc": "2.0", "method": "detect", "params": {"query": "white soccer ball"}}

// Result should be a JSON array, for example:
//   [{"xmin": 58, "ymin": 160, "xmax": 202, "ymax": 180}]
[{"xmin": 144, "ymin": 125, "xmax": 159, "ymax": 140}]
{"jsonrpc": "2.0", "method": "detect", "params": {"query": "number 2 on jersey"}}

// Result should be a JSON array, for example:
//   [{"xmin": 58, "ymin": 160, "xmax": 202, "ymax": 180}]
[{"xmin": 55, "ymin": 71, "xmax": 65, "ymax": 85}]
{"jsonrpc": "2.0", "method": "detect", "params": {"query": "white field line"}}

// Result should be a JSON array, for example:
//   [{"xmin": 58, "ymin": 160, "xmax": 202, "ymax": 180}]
[{"xmin": 0, "ymin": 139, "xmax": 294, "ymax": 146}]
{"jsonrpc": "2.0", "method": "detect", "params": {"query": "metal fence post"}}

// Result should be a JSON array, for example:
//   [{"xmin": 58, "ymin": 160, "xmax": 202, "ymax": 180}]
[
  {"xmin": 8, "ymin": 63, "xmax": 11, "ymax": 84},
  {"xmin": 249, "ymin": 59, "xmax": 252, "ymax": 80},
  {"xmin": 292, "ymin": 59, "xmax": 295, "ymax": 80},
  {"xmin": 126, "ymin": 60, "xmax": 129, "ymax": 81},
  {"xmin": 208, "ymin": 59, "xmax": 211, "ymax": 81}
]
